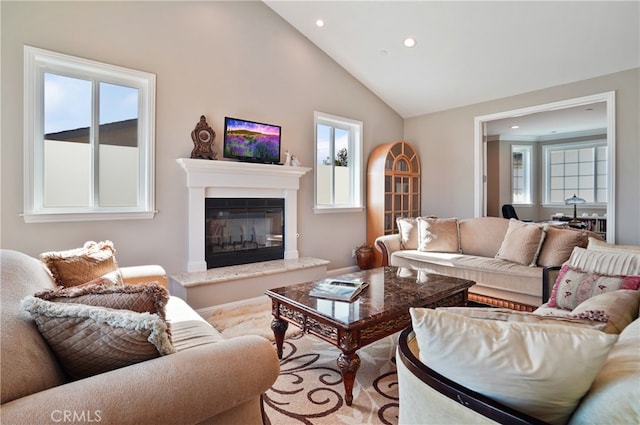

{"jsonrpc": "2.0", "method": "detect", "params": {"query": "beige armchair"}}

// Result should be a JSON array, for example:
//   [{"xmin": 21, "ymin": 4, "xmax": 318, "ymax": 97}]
[{"xmin": 1, "ymin": 249, "xmax": 280, "ymax": 425}]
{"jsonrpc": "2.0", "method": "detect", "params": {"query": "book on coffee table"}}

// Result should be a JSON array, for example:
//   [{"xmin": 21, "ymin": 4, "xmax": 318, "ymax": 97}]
[{"xmin": 309, "ymin": 279, "xmax": 369, "ymax": 302}]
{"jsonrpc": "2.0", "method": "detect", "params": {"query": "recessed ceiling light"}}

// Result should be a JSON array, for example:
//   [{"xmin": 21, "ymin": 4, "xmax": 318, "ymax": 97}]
[
  {"xmin": 403, "ymin": 37, "xmax": 416, "ymax": 48},
  {"xmin": 380, "ymin": 50, "xmax": 388, "ymax": 56},
  {"xmin": 510, "ymin": 125, "xmax": 520, "ymax": 129},
  {"xmin": 315, "ymin": 19, "xmax": 324, "ymax": 27}
]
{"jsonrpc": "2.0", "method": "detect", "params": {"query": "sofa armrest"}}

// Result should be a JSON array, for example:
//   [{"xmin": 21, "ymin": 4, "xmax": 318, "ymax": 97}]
[
  {"xmin": 542, "ymin": 266, "xmax": 561, "ymax": 303},
  {"xmin": 0, "ymin": 335, "xmax": 279, "ymax": 425},
  {"xmin": 120, "ymin": 265, "xmax": 167, "ymax": 288},
  {"xmin": 374, "ymin": 234, "xmax": 401, "ymax": 266}
]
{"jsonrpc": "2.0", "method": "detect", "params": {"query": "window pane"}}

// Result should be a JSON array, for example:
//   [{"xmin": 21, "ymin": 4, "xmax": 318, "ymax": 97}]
[
  {"xmin": 316, "ymin": 124, "xmax": 331, "ymax": 165},
  {"xmin": 43, "ymin": 73, "xmax": 91, "ymax": 207},
  {"xmin": 565, "ymin": 176, "xmax": 578, "ymax": 189},
  {"xmin": 550, "ymin": 151, "xmax": 564, "ymax": 164},
  {"xmin": 334, "ymin": 128, "xmax": 350, "ymax": 204},
  {"xmin": 550, "ymin": 189, "xmax": 565, "ymax": 203},
  {"xmin": 565, "ymin": 163, "xmax": 578, "ymax": 176},
  {"xmin": 579, "ymin": 148, "xmax": 594, "ymax": 161},
  {"xmin": 99, "ymin": 82, "xmax": 139, "ymax": 207},
  {"xmin": 565, "ymin": 150, "xmax": 579, "ymax": 162}
]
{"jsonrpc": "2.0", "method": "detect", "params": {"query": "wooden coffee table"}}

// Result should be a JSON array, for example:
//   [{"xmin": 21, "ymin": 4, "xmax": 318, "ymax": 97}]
[{"xmin": 265, "ymin": 266, "xmax": 475, "ymax": 405}]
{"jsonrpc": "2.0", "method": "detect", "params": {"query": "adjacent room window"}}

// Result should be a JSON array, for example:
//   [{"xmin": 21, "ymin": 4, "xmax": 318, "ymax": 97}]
[
  {"xmin": 23, "ymin": 46, "xmax": 156, "ymax": 222},
  {"xmin": 314, "ymin": 112, "xmax": 363, "ymax": 212},
  {"xmin": 511, "ymin": 145, "xmax": 532, "ymax": 204},
  {"xmin": 543, "ymin": 141, "xmax": 607, "ymax": 204}
]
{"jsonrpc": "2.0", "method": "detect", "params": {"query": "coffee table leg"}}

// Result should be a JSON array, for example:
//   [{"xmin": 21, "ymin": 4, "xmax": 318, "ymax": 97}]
[
  {"xmin": 271, "ymin": 317, "xmax": 288, "ymax": 359},
  {"xmin": 337, "ymin": 351, "xmax": 361, "ymax": 406}
]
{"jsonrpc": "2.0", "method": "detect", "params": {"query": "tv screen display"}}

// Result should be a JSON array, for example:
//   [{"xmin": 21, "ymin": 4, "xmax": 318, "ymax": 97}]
[{"xmin": 223, "ymin": 117, "xmax": 281, "ymax": 164}]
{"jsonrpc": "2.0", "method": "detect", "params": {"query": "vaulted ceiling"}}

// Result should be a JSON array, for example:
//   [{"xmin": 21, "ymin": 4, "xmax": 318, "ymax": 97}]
[{"xmin": 264, "ymin": 1, "xmax": 639, "ymax": 121}]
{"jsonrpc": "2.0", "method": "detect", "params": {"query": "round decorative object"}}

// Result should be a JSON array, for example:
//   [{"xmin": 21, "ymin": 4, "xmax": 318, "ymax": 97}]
[
  {"xmin": 356, "ymin": 245, "xmax": 374, "ymax": 270},
  {"xmin": 191, "ymin": 115, "xmax": 217, "ymax": 160}
]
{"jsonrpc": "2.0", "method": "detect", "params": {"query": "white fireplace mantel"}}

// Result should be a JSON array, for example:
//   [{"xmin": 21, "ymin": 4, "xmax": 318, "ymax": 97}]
[{"xmin": 177, "ymin": 158, "xmax": 311, "ymax": 272}]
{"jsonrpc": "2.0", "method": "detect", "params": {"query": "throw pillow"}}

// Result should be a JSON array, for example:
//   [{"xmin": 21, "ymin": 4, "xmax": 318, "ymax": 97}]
[
  {"xmin": 416, "ymin": 217, "xmax": 460, "ymax": 253},
  {"xmin": 547, "ymin": 264, "xmax": 640, "ymax": 310},
  {"xmin": 40, "ymin": 241, "xmax": 121, "ymax": 287},
  {"xmin": 396, "ymin": 217, "xmax": 419, "ymax": 250},
  {"xmin": 21, "ymin": 296, "xmax": 175, "ymax": 380},
  {"xmin": 34, "ymin": 280, "xmax": 170, "ymax": 320},
  {"xmin": 569, "ymin": 290, "xmax": 640, "ymax": 334},
  {"xmin": 536, "ymin": 226, "xmax": 587, "ymax": 267},
  {"xmin": 566, "ymin": 246, "xmax": 640, "ymax": 276},
  {"xmin": 410, "ymin": 308, "xmax": 618, "ymax": 425},
  {"xmin": 441, "ymin": 306, "xmax": 606, "ymax": 331},
  {"xmin": 495, "ymin": 219, "xmax": 546, "ymax": 266},
  {"xmin": 587, "ymin": 237, "xmax": 640, "ymax": 254}
]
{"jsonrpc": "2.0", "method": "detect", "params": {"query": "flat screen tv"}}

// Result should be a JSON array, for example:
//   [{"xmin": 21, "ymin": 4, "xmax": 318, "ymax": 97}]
[{"xmin": 223, "ymin": 117, "xmax": 281, "ymax": 164}]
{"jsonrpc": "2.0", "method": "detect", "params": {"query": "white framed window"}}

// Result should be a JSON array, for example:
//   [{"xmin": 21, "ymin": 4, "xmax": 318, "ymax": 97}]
[
  {"xmin": 23, "ymin": 46, "xmax": 156, "ymax": 223},
  {"xmin": 543, "ymin": 140, "xmax": 607, "ymax": 205},
  {"xmin": 511, "ymin": 145, "xmax": 532, "ymax": 204},
  {"xmin": 314, "ymin": 111, "xmax": 363, "ymax": 213}
]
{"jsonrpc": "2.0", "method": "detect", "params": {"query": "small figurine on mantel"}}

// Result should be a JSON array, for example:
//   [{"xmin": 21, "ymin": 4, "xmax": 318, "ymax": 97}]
[
  {"xmin": 283, "ymin": 150, "xmax": 291, "ymax": 166},
  {"xmin": 190, "ymin": 115, "xmax": 217, "ymax": 160},
  {"xmin": 291, "ymin": 155, "xmax": 301, "ymax": 167}
]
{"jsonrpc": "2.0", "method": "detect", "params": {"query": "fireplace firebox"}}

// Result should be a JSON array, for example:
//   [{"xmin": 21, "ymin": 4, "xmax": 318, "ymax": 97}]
[{"xmin": 205, "ymin": 198, "xmax": 284, "ymax": 269}]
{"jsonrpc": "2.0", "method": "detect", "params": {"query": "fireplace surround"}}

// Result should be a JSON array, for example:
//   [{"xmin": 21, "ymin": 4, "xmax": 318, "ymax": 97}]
[{"xmin": 177, "ymin": 158, "xmax": 311, "ymax": 272}]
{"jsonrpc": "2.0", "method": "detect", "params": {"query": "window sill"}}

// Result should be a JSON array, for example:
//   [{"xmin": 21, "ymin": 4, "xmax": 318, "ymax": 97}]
[
  {"xmin": 313, "ymin": 206, "xmax": 364, "ymax": 214},
  {"xmin": 22, "ymin": 210, "xmax": 157, "ymax": 223}
]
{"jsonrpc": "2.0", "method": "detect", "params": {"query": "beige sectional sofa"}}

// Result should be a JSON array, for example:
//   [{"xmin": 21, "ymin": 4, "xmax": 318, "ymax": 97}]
[
  {"xmin": 397, "ymin": 241, "xmax": 640, "ymax": 425},
  {"xmin": 375, "ymin": 216, "xmax": 599, "ymax": 311},
  {"xmin": 0, "ymin": 249, "xmax": 280, "ymax": 425}
]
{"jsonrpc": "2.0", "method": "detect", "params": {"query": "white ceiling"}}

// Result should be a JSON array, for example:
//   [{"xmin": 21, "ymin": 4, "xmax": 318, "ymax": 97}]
[{"xmin": 264, "ymin": 1, "xmax": 640, "ymax": 120}]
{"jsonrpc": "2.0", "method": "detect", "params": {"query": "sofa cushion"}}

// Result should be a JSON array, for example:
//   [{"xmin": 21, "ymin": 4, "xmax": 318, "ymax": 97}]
[
  {"xmin": 21, "ymin": 296, "xmax": 175, "ymax": 380},
  {"xmin": 566, "ymin": 246, "xmax": 640, "ymax": 276},
  {"xmin": 40, "ymin": 241, "xmax": 121, "ymax": 287},
  {"xmin": 416, "ymin": 217, "xmax": 460, "ymax": 253},
  {"xmin": 410, "ymin": 307, "xmax": 618, "ymax": 425},
  {"xmin": 537, "ymin": 226, "xmax": 588, "ymax": 267},
  {"xmin": 396, "ymin": 217, "xmax": 419, "ymax": 250},
  {"xmin": 568, "ymin": 319, "xmax": 640, "ymax": 425},
  {"xmin": 458, "ymin": 216, "xmax": 509, "ymax": 257},
  {"xmin": 587, "ymin": 237, "xmax": 640, "ymax": 254},
  {"xmin": 547, "ymin": 264, "xmax": 640, "ymax": 309},
  {"xmin": 34, "ymin": 280, "xmax": 170, "ymax": 320},
  {"xmin": 165, "ymin": 296, "xmax": 225, "ymax": 351},
  {"xmin": 495, "ymin": 219, "xmax": 546, "ymax": 266}
]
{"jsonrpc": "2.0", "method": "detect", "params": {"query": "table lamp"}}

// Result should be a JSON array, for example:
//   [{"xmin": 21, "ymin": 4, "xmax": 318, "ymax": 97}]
[{"xmin": 564, "ymin": 193, "xmax": 586, "ymax": 224}]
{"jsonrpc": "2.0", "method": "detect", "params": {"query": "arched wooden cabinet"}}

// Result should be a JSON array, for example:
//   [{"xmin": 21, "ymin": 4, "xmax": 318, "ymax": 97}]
[{"xmin": 367, "ymin": 141, "xmax": 421, "ymax": 266}]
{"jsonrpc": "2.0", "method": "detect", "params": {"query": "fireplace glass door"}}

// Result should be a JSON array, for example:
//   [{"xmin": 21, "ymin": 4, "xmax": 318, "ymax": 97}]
[{"xmin": 205, "ymin": 198, "xmax": 284, "ymax": 268}]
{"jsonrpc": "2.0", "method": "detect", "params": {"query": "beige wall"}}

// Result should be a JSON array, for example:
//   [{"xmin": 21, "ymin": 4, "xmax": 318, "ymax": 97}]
[
  {"xmin": 405, "ymin": 68, "xmax": 640, "ymax": 245},
  {"xmin": 0, "ymin": 1, "xmax": 403, "ymax": 273}
]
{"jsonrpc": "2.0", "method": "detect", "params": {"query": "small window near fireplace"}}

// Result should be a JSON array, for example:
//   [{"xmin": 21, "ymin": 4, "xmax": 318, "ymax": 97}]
[{"xmin": 205, "ymin": 198, "xmax": 284, "ymax": 268}]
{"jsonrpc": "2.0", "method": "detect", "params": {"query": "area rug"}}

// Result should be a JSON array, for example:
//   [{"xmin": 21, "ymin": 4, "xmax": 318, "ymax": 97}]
[
  {"xmin": 207, "ymin": 298, "xmax": 399, "ymax": 425},
  {"xmin": 207, "ymin": 296, "xmax": 302, "ymax": 341}
]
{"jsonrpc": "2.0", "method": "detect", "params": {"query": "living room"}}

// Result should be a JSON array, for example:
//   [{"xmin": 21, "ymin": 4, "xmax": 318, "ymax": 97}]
[
  {"xmin": 2, "ymin": 1, "xmax": 638, "ymax": 281},
  {"xmin": 2, "ymin": 1, "xmax": 640, "ymax": 424}
]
